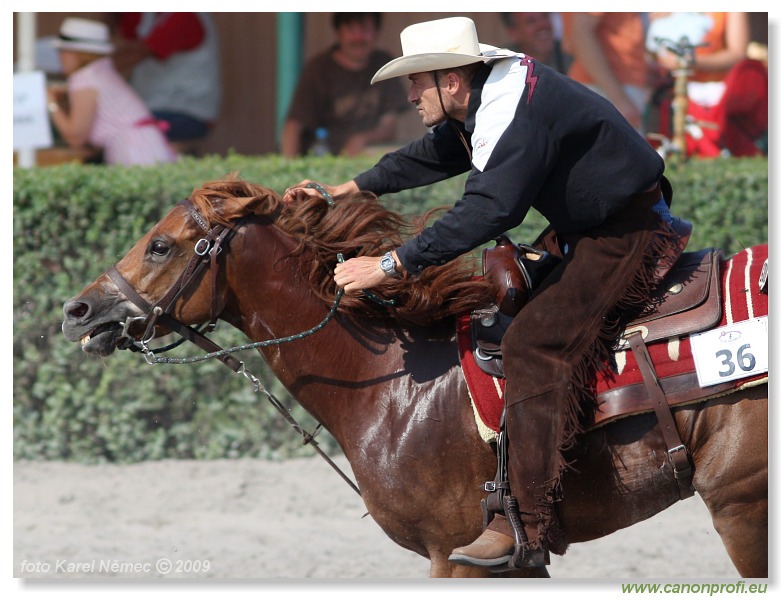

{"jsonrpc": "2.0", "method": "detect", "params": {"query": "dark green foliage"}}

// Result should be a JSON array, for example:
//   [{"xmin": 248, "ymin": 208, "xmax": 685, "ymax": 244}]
[{"xmin": 13, "ymin": 154, "xmax": 767, "ymax": 462}]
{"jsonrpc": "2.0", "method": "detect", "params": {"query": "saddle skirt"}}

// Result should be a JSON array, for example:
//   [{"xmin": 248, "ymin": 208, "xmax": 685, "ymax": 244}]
[{"xmin": 458, "ymin": 244, "xmax": 768, "ymax": 442}]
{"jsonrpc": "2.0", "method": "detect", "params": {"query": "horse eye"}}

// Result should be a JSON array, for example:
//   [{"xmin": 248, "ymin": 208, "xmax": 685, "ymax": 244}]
[{"xmin": 150, "ymin": 240, "xmax": 170, "ymax": 256}]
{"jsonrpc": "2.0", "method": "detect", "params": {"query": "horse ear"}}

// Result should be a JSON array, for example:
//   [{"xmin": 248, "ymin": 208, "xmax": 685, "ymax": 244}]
[
  {"xmin": 244, "ymin": 186, "xmax": 281, "ymax": 218},
  {"xmin": 195, "ymin": 178, "xmax": 279, "ymax": 222}
]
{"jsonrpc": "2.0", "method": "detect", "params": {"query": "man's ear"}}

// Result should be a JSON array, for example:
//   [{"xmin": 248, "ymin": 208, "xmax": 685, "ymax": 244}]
[{"xmin": 445, "ymin": 72, "xmax": 462, "ymax": 94}]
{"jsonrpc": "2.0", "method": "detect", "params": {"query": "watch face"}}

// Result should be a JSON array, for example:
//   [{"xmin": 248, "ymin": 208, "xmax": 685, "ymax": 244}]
[{"xmin": 380, "ymin": 255, "xmax": 394, "ymax": 272}]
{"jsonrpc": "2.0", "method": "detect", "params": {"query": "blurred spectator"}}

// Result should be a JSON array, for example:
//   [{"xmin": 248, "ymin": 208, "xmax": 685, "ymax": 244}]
[
  {"xmin": 113, "ymin": 13, "xmax": 221, "ymax": 151},
  {"xmin": 647, "ymin": 12, "xmax": 767, "ymax": 157},
  {"xmin": 564, "ymin": 13, "xmax": 650, "ymax": 132},
  {"xmin": 47, "ymin": 17, "xmax": 176, "ymax": 166},
  {"xmin": 500, "ymin": 13, "xmax": 571, "ymax": 74},
  {"xmin": 281, "ymin": 13, "xmax": 409, "ymax": 157}
]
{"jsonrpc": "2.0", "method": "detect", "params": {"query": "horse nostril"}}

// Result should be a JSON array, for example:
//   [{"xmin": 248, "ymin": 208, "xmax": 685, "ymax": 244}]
[{"xmin": 64, "ymin": 299, "xmax": 92, "ymax": 322}]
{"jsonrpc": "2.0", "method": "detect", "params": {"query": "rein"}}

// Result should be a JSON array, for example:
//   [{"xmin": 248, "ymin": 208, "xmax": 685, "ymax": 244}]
[{"xmin": 108, "ymin": 197, "xmax": 361, "ymax": 497}]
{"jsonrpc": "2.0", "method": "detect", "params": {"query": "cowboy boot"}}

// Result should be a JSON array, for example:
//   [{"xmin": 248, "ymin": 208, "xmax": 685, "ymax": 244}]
[
  {"xmin": 448, "ymin": 508, "xmax": 547, "ymax": 569},
  {"xmin": 448, "ymin": 416, "xmax": 546, "ymax": 569},
  {"xmin": 452, "ymin": 389, "xmax": 567, "ymax": 570},
  {"xmin": 448, "ymin": 514, "xmax": 516, "ymax": 568}
]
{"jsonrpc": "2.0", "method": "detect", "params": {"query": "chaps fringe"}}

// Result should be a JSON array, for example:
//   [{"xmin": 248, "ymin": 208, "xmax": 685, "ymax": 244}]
[{"xmin": 538, "ymin": 218, "xmax": 682, "ymax": 555}]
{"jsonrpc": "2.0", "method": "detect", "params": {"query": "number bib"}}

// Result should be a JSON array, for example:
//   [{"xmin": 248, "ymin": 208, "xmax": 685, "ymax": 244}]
[{"xmin": 690, "ymin": 316, "xmax": 769, "ymax": 387}]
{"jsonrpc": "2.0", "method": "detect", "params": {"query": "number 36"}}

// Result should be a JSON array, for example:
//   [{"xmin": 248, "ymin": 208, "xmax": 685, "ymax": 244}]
[{"xmin": 715, "ymin": 344, "xmax": 756, "ymax": 377}]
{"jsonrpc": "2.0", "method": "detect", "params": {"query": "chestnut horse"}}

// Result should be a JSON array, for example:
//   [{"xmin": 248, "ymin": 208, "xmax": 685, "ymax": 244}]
[{"xmin": 62, "ymin": 178, "xmax": 768, "ymax": 578}]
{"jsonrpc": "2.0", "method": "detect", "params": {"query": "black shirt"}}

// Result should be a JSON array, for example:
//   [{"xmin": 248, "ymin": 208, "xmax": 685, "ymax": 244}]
[{"xmin": 354, "ymin": 54, "xmax": 664, "ymax": 274}]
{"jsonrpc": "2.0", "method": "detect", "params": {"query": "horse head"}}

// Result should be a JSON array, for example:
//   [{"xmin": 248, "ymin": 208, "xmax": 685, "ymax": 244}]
[{"xmin": 61, "ymin": 177, "xmax": 281, "ymax": 357}]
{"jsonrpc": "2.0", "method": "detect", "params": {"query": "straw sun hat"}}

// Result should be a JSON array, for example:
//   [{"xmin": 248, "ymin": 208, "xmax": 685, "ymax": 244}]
[
  {"xmin": 371, "ymin": 17, "xmax": 498, "ymax": 84},
  {"xmin": 51, "ymin": 17, "xmax": 114, "ymax": 55}
]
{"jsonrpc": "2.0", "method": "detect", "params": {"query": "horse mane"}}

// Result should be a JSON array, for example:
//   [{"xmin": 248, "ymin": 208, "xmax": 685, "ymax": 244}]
[{"xmin": 189, "ymin": 175, "xmax": 496, "ymax": 326}]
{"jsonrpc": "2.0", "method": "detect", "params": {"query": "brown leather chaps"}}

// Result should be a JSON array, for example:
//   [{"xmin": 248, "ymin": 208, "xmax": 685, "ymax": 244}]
[{"xmin": 496, "ymin": 186, "xmax": 679, "ymax": 555}]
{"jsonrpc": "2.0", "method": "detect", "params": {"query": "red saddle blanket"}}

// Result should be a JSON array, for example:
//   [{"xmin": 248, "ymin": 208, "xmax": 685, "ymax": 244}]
[{"xmin": 457, "ymin": 245, "xmax": 768, "ymax": 437}]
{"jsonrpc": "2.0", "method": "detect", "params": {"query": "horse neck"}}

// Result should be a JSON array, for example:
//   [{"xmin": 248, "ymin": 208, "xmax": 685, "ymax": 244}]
[
  {"xmin": 217, "ymin": 220, "xmax": 475, "ymax": 491},
  {"xmin": 218, "ymin": 220, "xmax": 334, "ymax": 346},
  {"xmin": 220, "ymin": 220, "xmax": 408, "ymax": 426}
]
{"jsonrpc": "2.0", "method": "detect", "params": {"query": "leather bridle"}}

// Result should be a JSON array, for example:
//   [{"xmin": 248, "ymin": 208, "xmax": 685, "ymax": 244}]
[
  {"xmin": 102, "ymin": 197, "xmax": 362, "ymax": 496},
  {"xmin": 107, "ymin": 198, "xmax": 243, "ymax": 372}
]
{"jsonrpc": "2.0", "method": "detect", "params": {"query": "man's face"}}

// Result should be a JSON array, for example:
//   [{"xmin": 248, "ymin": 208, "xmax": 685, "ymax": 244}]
[
  {"xmin": 407, "ymin": 72, "xmax": 447, "ymax": 128},
  {"xmin": 509, "ymin": 12, "xmax": 554, "ymax": 58},
  {"xmin": 336, "ymin": 16, "xmax": 378, "ymax": 65}
]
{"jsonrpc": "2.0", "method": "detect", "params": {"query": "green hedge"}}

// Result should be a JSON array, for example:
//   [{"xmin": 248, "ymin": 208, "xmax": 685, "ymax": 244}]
[{"xmin": 13, "ymin": 153, "xmax": 768, "ymax": 462}]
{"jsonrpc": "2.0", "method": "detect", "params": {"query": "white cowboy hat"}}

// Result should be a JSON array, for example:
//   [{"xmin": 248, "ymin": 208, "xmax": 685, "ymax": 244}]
[
  {"xmin": 52, "ymin": 18, "xmax": 114, "ymax": 55},
  {"xmin": 371, "ymin": 17, "xmax": 496, "ymax": 84}
]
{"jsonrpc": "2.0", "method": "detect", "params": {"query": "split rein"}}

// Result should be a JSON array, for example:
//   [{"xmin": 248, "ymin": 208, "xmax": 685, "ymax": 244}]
[{"xmin": 109, "ymin": 184, "xmax": 364, "ymax": 497}]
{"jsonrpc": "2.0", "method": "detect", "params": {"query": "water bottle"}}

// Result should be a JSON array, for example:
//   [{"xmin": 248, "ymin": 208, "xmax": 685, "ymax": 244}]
[{"xmin": 311, "ymin": 127, "xmax": 331, "ymax": 156}]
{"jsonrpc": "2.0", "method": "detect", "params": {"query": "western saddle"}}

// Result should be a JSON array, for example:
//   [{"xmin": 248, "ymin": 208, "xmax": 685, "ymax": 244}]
[{"xmin": 469, "ymin": 218, "xmax": 722, "ymax": 499}]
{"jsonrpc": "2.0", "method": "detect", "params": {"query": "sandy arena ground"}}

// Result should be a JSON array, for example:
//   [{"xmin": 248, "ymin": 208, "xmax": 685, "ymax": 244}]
[{"xmin": 13, "ymin": 454, "xmax": 745, "ymax": 586}]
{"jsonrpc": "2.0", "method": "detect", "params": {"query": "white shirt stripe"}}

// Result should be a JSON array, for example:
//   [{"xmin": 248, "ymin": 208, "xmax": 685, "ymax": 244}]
[{"xmin": 472, "ymin": 56, "xmax": 527, "ymax": 172}]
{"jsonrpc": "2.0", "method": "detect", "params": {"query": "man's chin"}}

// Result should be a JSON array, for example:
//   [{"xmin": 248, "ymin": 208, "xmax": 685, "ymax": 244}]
[{"xmin": 421, "ymin": 114, "xmax": 446, "ymax": 128}]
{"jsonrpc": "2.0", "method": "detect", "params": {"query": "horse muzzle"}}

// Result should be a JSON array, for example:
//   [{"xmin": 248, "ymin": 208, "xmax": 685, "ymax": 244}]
[{"xmin": 62, "ymin": 293, "xmax": 142, "ymax": 357}]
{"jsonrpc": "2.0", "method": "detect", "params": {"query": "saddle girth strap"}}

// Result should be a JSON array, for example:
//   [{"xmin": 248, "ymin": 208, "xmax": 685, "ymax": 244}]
[{"xmin": 626, "ymin": 331, "xmax": 695, "ymax": 499}]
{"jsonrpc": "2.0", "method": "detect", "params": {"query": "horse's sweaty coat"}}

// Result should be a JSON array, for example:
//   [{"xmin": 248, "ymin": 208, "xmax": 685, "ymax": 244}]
[{"xmin": 61, "ymin": 178, "xmax": 769, "ymax": 578}]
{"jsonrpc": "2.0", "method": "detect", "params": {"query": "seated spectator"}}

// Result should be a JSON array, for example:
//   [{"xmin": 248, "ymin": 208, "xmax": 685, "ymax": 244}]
[
  {"xmin": 564, "ymin": 13, "xmax": 650, "ymax": 132},
  {"xmin": 648, "ymin": 12, "xmax": 767, "ymax": 157},
  {"xmin": 500, "ymin": 13, "xmax": 571, "ymax": 74},
  {"xmin": 281, "ymin": 13, "xmax": 410, "ymax": 157},
  {"xmin": 113, "ymin": 13, "xmax": 221, "ymax": 151},
  {"xmin": 47, "ymin": 17, "xmax": 176, "ymax": 166}
]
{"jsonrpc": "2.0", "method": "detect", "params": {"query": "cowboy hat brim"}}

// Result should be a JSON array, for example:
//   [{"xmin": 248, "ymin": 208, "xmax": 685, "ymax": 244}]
[{"xmin": 371, "ymin": 44, "xmax": 500, "ymax": 84}]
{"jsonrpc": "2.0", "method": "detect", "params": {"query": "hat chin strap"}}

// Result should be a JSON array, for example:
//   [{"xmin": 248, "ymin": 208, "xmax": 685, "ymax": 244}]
[{"xmin": 433, "ymin": 70, "xmax": 472, "ymax": 162}]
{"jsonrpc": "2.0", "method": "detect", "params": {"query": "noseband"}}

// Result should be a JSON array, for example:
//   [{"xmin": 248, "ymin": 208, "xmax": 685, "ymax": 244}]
[{"xmin": 107, "ymin": 199, "xmax": 243, "ymax": 372}]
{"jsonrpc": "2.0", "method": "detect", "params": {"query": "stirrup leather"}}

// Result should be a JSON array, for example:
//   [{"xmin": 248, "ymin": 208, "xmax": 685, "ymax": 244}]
[{"xmin": 481, "ymin": 411, "xmax": 510, "ymax": 529}]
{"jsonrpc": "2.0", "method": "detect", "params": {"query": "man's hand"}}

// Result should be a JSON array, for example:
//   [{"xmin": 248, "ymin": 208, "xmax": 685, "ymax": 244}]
[
  {"xmin": 334, "ymin": 256, "xmax": 388, "ymax": 293},
  {"xmin": 281, "ymin": 180, "xmax": 359, "ymax": 204}
]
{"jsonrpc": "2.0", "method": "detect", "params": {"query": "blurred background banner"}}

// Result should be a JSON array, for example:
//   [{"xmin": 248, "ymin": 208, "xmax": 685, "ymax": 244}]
[{"xmin": 13, "ymin": 71, "xmax": 53, "ymax": 151}]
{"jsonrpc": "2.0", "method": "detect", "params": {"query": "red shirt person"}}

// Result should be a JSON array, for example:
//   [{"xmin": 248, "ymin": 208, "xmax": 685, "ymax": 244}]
[{"xmin": 113, "ymin": 13, "xmax": 221, "ymax": 144}]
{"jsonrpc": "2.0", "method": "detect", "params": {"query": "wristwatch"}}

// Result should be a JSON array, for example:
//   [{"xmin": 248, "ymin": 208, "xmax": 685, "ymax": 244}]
[{"xmin": 380, "ymin": 251, "xmax": 400, "ymax": 278}]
